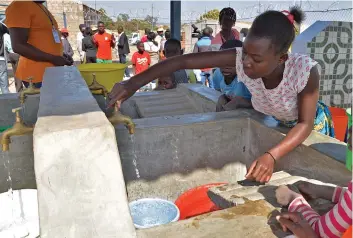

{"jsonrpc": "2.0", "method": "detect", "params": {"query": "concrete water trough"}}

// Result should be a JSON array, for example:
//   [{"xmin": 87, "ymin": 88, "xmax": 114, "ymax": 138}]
[{"xmin": 0, "ymin": 67, "xmax": 350, "ymax": 238}]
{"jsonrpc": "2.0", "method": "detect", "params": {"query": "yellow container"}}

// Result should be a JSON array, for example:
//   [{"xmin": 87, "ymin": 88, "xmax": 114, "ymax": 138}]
[{"xmin": 77, "ymin": 63, "xmax": 127, "ymax": 93}]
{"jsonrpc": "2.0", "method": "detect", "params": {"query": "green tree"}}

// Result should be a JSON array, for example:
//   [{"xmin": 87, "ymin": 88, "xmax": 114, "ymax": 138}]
[
  {"xmin": 117, "ymin": 13, "xmax": 130, "ymax": 22},
  {"xmin": 144, "ymin": 15, "xmax": 158, "ymax": 28},
  {"xmin": 98, "ymin": 8, "xmax": 113, "ymax": 26},
  {"xmin": 199, "ymin": 9, "xmax": 220, "ymax": 21}
]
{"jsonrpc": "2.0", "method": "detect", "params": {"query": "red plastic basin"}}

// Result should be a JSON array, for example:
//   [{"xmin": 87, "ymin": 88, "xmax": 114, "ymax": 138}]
[{"xmin": 175, "ymin": 183, "xmax": 227, "ymax": 220}]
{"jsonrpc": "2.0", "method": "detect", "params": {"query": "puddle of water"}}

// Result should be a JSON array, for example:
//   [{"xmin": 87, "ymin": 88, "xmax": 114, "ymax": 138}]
[{"xmin": 129, "ymin": 135, "xmax": 140, "ymax": 179}]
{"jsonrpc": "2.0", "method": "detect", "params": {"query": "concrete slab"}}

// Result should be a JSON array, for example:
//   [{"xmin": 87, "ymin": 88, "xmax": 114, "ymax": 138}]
[
  {"xmin": 33, "ymin": 66, "xmax": 136, "ymax": 238},
  {"xmin": 208, "ymin": 171, "xmax": 335, "ymax": 210}
]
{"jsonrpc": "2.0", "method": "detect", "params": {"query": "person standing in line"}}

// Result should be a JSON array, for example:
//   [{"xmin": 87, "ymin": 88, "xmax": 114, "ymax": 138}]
[
  {"xmin": 93, "ymin": 21, "xmax": 115, "ymax": 63},
  {"xmin": 131, "ymin": 41, "xmax": 150, "ymax": 75},
  {"xmin": 143, "ymin": 31, "xmax": 160, "ymax": 88},
  {"xmin": 60, "ymin": 28, "xmax": 74, "ymax": 59},
  {"xmin": 141, "ymin": 28, "xmax": 150, "ymax": 43},
  {"xmin": 0, "ymin": 23, "xmax": 9, "ymax": 94},
  {"xmin": 155, "ymin": 27, "xmax": 164, "ymax": 49},
  {"xmin": 159, "ymin": 29, "xmax": 171, "ymax": 60},
  {"xmin": 211, "ymin": 8, "xmax": 240, "ymax": 51},
  {"xmin": 193, "ymin": 27, "xmax": 214, "ymax": 88},
  {"xmin": 117, "ymin": 26, "xmax": 130, "ymax": 78},
  {"xmin": 5, "ymin": 0, "xmax": 71, "ymax": 89},
  {"xmin": 143, "ymin": 32, "xmax": 159, "ymax": 66},
  {"xmin": 82, "ymin": 27, "xmax": 97, "ymax": 63},
  {"xmin": 3, "ymin": 24, "xmax": 22, "ymax": 92},
  {"xmin": 77, "ymin": 24, "xmax": 86, "ymax": 63}
]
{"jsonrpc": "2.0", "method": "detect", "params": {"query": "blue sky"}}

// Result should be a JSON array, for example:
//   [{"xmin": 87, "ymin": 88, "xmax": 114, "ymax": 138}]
[{"xmin": 82, "ymin": 1, "xmax": 352, "ymax": 24}]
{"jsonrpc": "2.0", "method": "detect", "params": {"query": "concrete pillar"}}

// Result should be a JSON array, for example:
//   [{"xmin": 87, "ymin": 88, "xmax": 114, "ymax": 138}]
[
  {"xmin": 170, "ymin": 0, "xmax": 181, "ymax": 40},
  {"xmin": 33, "ymin": 67, "xmax": 136, "ymax": 238}
]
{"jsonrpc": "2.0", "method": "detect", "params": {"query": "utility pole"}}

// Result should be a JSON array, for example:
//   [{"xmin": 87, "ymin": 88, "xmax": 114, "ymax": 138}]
[
  {"xmin": 229, "ymin": 2, "xmax": 231, "ymax": 7},
  {"xmin": 151, "ymin": 3, "xmax": 154, "ymax": 30},
  {"xmin": 94, "ymin": 0, "xmax": 97, "ymax": 25}
]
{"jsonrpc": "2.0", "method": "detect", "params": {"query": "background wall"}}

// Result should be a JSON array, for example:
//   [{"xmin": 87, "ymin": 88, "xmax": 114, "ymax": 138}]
[
  {"xmin": 308, "ymin": 22, "xmax": 352, "ymax": 109},
  {"xmin": 293, "ymin": 21, "xmax": 352, "ymax": 109}
]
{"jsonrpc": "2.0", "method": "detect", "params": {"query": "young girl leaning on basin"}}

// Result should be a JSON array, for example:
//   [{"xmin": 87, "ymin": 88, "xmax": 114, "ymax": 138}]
[{"xmin": 108, "ymin": 7, "xmax": 335, "ymax": 183}]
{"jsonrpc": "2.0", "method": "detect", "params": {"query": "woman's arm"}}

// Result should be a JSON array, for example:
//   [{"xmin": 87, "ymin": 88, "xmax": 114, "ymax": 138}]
[
  {"xmin": 9, "ymin": 28, "xmax": 71, "ymax": 66},
  {"xmin": 246, "ymin": 66, "xmax": 320, "ymax": 182},
  {"xmin": 108, "ymin": 49, "xmax": 236, "ymax": 107}
]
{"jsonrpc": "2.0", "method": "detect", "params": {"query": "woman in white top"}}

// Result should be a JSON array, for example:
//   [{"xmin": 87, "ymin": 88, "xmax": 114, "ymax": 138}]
[
  {"xmin": 108, "ymin": 7, "xmax": 334, "ymax": 183},
  {"xmin": 143, "ymin": 32, "xmax": 160, "ymax": 66}
]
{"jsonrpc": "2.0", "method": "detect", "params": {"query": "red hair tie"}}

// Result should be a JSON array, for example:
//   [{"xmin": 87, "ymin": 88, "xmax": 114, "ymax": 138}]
[{"xmin": 282, "ymin": 10, "xmax": 294, "ymax": 24}]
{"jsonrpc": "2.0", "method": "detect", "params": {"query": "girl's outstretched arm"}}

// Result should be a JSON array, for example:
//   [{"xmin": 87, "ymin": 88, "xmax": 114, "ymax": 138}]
[{"xmin": 108, "ymin": 49, "xmax": 236, "ymax": 107}]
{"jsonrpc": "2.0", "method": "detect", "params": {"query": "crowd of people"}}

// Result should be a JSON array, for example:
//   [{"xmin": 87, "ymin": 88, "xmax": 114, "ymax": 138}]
[{"xmin": 0, "ymin": 1, "xmax": 351, "ymax": 237}]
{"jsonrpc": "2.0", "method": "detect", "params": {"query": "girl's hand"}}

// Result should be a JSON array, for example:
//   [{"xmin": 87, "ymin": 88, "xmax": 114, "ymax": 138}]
[
  {"xmin": 107, "ymin": 80, "xmax": 137, "ymax": 108},
  {"xmin": 275, "ymin": 185, "xmax": 302, "ymax": 206},
  {"xmin": 245, "ymin": 153, "xmax": 275, "ymax": 183},
  {"xmin": 276, "ymin": 212, "xmax": 318, "ymax": 238}
]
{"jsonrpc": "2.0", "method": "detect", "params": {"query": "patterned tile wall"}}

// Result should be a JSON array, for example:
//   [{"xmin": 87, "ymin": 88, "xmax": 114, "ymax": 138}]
[{"xmin": 306, "ymin": 22, "xmax": 352, "ymax": 109}]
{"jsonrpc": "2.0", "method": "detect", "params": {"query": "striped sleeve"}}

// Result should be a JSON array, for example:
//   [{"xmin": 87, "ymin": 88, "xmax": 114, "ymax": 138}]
[
  {"xmin": 332, "ymin": 185, "xmax": 348, "ymax": 203},
  {"xmin": 289, "ymin": 181, "xmax": 352, "ymax": 238}
]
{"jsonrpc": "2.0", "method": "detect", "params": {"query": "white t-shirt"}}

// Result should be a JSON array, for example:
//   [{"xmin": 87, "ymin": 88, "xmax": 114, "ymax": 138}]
[
  {"xmin": 144, "ymin": 41, "xmax": 159, "ymax": 53},
  {"xmin": 236, "ymin": 47, "xmax": 318, "ymax": 121}
]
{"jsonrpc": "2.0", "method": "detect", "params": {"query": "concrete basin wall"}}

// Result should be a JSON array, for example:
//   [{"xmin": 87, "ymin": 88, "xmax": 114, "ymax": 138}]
[
  {"xmin": 117, "ymin": 110, "xmax": 351, "ymax": 202},
  {"xmin": 117, "ymin": 115, "xmax": 250, "ymax": 201},
  {"xmin": 0, "ymin": 135, "xmax": 36, "ymax": 194}
]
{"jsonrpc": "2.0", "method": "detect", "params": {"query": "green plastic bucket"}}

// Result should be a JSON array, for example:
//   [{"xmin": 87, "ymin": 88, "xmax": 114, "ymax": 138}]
[{"xmin": 346, "ymin": 108, "xmax": 352, "ymax": 171}]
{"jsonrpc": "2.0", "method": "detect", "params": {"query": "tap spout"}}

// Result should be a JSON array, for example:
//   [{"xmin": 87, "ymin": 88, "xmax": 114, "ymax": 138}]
[
  {"xmin": 88, "ymin": 73, "xmax": 108, "ymax": 97},
  {"xmin": 108, "ymin": 105, "xmax": 135, "ymax": 134},
  {"xmin": 1, "ymin": 107, "xmax": 34, "ymax": 151},
  {"xmin": 19, "ymin": 77, "xmax": 40, "ymax": 104}
]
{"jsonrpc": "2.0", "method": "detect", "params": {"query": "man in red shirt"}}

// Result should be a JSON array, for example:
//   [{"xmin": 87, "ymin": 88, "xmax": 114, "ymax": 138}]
[
  {"xmin": 131, "ymin": 42, "xmax": 150, "ymax": 75},
  {"xmin": 93, "ymin": 21, "xmax": 115, "ymax": 63}
]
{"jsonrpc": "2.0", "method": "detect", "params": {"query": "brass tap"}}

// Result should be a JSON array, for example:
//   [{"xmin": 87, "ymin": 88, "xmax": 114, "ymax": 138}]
[
  {"xmin": 19, "ymin": 77, "xmax": 41, "ymax": 104},
  {"xmin": 88, "ymin": 73, "xmax": 108, "ymax": 97},
  {"xmin": 108, "ymin": 104, "xmax": 135, "ymax": 134},
  {"xmin": 1, "ymin": 107, "xmax": 34, "ymax": 152}
]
